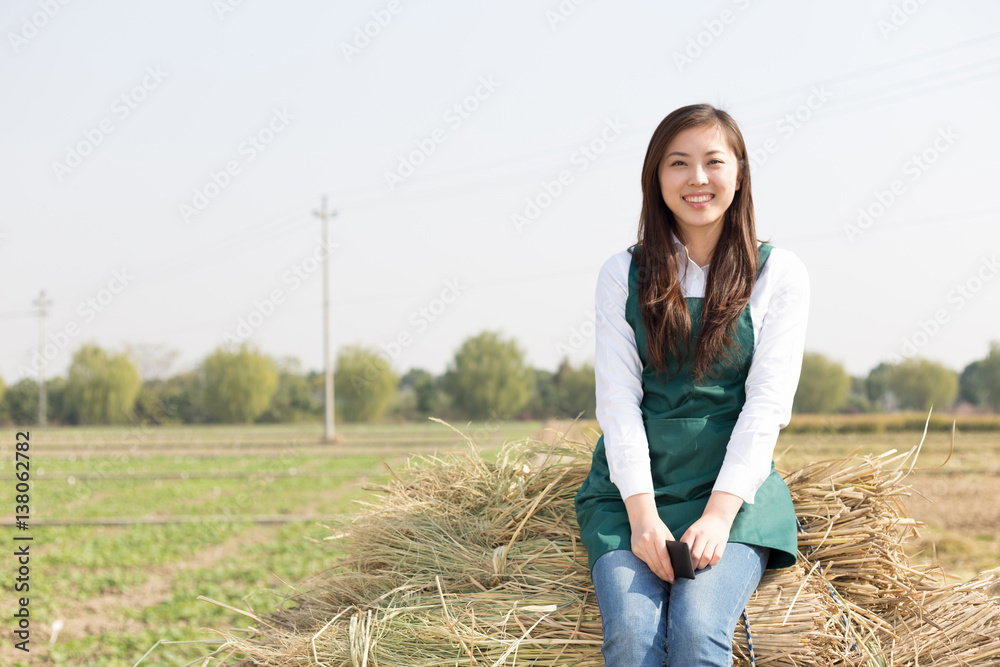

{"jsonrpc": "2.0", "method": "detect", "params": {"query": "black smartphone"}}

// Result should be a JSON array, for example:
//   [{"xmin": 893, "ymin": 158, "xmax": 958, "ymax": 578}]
[{"xmin": 665, "ymin": 540, "xmax": 696, "ymax": 579}]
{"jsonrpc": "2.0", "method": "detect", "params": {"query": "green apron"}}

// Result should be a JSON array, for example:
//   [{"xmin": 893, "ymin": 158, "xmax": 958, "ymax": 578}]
[{"xmin": 575, "ymin": 243, "xmax": 798, "ymax": 572}]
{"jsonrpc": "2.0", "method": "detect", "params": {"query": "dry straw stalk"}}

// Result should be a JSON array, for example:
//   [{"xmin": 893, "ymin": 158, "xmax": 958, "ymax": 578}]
[{"xmin": 209, "ymin": 420, "xmax": 1000, "ymax": 666}]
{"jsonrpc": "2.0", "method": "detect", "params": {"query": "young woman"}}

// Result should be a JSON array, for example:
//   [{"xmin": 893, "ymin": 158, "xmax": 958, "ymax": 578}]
[{"xmin": 574, "ymin": 104, "xmax": 809, "ymax": 666}]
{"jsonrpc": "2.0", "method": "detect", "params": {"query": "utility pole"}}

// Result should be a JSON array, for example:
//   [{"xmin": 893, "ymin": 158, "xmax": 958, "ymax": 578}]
[
  {"xmin": 313, "ymin": 196, "xmax": 337, "ymax": 442},
  {"xmin": 32, "ymin": 290, "xmax": 53, "ymax": 426}
]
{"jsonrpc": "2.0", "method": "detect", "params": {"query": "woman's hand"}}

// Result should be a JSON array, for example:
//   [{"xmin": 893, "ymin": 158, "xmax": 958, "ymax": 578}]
[
  {"xmin": 680, "ymin": 514, "xmax": 731, "ymax": 570},
  {"xmin": 624, "ymin": 493, "xmax": 676, "ymax": 582},
  {"xmin": 681, "ymin": 490, "xmax": 745, "ymax": 570}
]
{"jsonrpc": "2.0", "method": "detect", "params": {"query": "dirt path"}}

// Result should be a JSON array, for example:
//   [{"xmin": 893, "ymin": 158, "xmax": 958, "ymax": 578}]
[
  {"xmin": 906, "ymin": 472, "xmax": 1000, "ymax": 534},
  {"xmin": 44, "ymin": 524, "xmax": 275, "ymax": 642}
]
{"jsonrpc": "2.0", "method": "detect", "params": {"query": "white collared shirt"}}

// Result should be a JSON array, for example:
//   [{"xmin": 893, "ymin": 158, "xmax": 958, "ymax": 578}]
[{"xmin": 594, "ymin": 232, "xmax": 810, "ymax": 504}]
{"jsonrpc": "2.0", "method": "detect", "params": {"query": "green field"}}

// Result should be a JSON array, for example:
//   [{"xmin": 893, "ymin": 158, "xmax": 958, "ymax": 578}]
[
  {"xmin": 0, "ymin": 421, "xmax": 543, "ymax": 666},
  {"xmin": 1, "ymin": 418, "xmax": 997, "ymax": 665}
]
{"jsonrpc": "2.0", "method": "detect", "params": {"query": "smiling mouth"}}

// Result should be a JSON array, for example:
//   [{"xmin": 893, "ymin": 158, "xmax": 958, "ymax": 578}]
[{"xmin": 683, "ymin": 194, "xmax": 714, "ymax": 203}]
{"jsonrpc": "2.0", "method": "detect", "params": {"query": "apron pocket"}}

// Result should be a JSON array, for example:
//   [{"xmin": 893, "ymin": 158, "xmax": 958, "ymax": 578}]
[{"xmin": 645, "ymin": 417, "xmax": 737, "ymax": 501}]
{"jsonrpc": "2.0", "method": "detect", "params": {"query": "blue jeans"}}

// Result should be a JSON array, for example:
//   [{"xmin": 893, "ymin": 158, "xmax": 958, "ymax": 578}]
[{"xmin": 591, "ymin": 544, "xmax": 769, "ymax": 667}]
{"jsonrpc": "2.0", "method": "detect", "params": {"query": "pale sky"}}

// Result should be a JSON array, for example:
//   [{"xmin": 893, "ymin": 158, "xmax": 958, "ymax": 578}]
[{"xmin": 2, "ymin": 0, "xmax": 999, "ymax": 386}]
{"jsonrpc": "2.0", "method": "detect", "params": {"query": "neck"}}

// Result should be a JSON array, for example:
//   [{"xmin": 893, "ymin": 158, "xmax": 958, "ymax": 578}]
[{"xmin": 676, "ymin": 224, "xmax": 722, "ymax": 268}]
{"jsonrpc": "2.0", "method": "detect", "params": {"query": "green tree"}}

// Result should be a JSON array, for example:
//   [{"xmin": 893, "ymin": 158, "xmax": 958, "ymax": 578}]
[
  {"xmin": 133, "ymin": 373, "xmax": 208, "ymax": 425},
  {"xmin": 443, "ymin": 331, "xmax": 533, "ymax": 420},
  {"xmin": 163, "ymin": 372, "xmax": 209, "ymax": 424},
  {"xmin": 0, "ymin": 375, "xmax": 5, "ymax": 418},
  {"xmin": 959, "ymin": 360, "xmax": 988, "ymax": 407},
  {"xmin": 133, "ymin": 380, "xmax": 171, "ymax": 425},
  {"xmin": 555, "ymin": 359, "xmax": 596, "ymax": 419},
  {"xmin": 45, "ymin": 377, "xmax": 70, "ymax": 424},
  {"xmin": 887, "ymin": 358, "xmax": 959, "ymax": 412},
  {"xmin": 526, "ymin": 368, "xmax": 559, "ymax": 420},
  {"xmin": 201, "ymin": 344, "xmax": 279, "ymax": 423},
  {"xmin": 64, "ymin": 344, "xmax": 142, "ymax": 425},
  {"xmin": 2, "ymin": 379, "xmax": 37, "ymax": 425},
  {"xmin": 792, "ymin": 352, "xmax": 851, "ymax": 414},
  {"xmin": 866, "ymin": 362, "xmax": 895, "ymax": 411},
  {"xmin": 399, "ymin": 368, "xmax": 440, "ymax": 418},
  {"xmin": 842, "ymin": 375, "xmax": 875, "ymax": 414},
  {"xmin": 334, "ymin": 345, "xmax": 399, "ymax": 422},
  {"xmin": 978, "ymin": 342, "xmax": 1000, "ymax": 412},
  {"xmin": 259, "ymin": 357, "xmax": 321, "ymax": 423}
]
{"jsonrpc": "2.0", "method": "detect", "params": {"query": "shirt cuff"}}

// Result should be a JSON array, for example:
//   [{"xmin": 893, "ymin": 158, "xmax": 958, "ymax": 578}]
[{"xmin": 613, "ymin": 468, "xmax": 655, "ymax": 501}]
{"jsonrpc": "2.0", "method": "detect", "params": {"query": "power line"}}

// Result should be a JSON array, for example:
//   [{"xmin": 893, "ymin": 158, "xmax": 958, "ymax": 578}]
[
  {"xmin": 32, "ymin": 35, "xmax": 999, "ymax": 311},
  {"xmin": 0, "ymin": 310, "xmax": 35, "ymax": 319},
  {"xmin": 782, "ymin": 207, "xmax": 1000, "ymax": 246},
  {"xmin": 736, "ymin": 31, "xmax": 1000, "ymax": 108},
  {"xmin": 331, "ymin": 58, "xmax": 1000, "ymax": 213}
]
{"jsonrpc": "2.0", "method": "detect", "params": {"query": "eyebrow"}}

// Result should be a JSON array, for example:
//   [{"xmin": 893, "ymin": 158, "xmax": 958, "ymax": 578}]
[{"xmin": 665, "ymin": 150, "xmax": 727, "ymax": 158}]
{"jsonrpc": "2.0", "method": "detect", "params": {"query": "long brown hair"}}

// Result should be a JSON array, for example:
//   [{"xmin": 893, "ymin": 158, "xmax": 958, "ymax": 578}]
[{"xmin": 633, "ymin": 104, "xmax": 759, "ymax": 383}]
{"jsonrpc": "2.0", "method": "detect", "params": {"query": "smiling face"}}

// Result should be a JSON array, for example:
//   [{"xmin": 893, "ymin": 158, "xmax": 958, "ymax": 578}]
[{"xmin": 657, "ymin": 123, "xmax": 742, "ymax": 243}]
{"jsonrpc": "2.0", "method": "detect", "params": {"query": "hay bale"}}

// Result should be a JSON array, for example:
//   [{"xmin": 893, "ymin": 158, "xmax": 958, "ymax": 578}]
[{"xmin": 210, "ymin": 423, "xmax": 1000, "ymax": 666}]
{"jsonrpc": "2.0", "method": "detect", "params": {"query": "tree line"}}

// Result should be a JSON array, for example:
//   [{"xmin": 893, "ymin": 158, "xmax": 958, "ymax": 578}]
[
  {"xmin": 0, "ymin": 333, "xmax": 997, "ymax": 426},
  {"xmin": 794, "ymin": 343, "xmax": 1000, "ymax": 414}
]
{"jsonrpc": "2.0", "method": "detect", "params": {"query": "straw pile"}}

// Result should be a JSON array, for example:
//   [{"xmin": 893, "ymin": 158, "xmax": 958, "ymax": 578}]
[{"xmin": 210, "ymin": 421, "xmax": 1000, "ymax": 666}]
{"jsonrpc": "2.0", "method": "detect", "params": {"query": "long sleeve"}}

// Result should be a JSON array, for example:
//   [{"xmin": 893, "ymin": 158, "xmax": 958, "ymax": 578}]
[
  {"xmin": 713, "ymin": 249, "xmax": 811, "ymax": 503},
  {"xmin": 594, "ymin": 250, "xmax": 654, "ymax": 501}
]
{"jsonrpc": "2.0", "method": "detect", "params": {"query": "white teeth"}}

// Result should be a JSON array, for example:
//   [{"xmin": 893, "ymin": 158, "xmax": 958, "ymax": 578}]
[{"xmin": 685, "ymin": 194, "xmax": 713, "ymax": 203}]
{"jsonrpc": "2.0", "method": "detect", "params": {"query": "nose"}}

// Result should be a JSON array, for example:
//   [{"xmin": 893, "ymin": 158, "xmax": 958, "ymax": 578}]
[{"xmin": 688, "ymin": 164, "xmax": 709, "ymax": 185}]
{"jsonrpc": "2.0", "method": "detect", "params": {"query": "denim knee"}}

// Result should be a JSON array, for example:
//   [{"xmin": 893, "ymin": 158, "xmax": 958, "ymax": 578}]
[
  {"xmin": 592, "ymin": 550, "xmax": 669, "ymax": 667},
  {"xmin": 664, "ymin": 543, "xmax": 768, "ymax": 666}
]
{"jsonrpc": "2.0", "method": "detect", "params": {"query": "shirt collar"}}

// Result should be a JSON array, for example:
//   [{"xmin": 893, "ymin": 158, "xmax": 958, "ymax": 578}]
[
  {"xmin": 669, "ymin": 230, "xmax": 686, "ymax": 255},
  {"xmin": 669, "ymin": 230, "xmax": 707, "ymax": 274}
]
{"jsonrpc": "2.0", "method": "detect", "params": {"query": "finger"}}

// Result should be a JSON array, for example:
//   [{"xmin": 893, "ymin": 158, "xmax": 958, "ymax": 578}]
[
  {"xmin": 698, "ymin": 541, "xmax": 721, "ymax": 570},
  {"xmin": 654, "ymin": 542, "xmax": 674, "ymax": 583},
  {"xmin": 641, "ymin": 538, "xmax": 668, "ymax": 579},
  {"xmin": 660, "ymin": 554, "xmax": 674, "ymax": 583},
  {"xmin": 709, "ymin": 542, "xmax": 725, "ymax": 567},
  {"xmin": 693, "ymin": 541, "xmax": 713, "ymax": 571},
  {"xmin": 697, "ymin": 546, "xmax": 712, "ymax": 570},
  {"xmin": 636, "ymin": 547, "xmax": 666, "ymax": 582},
  {"xmin": 685, "ymin": 535, "xmax": 707, "ymax": 570}
]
